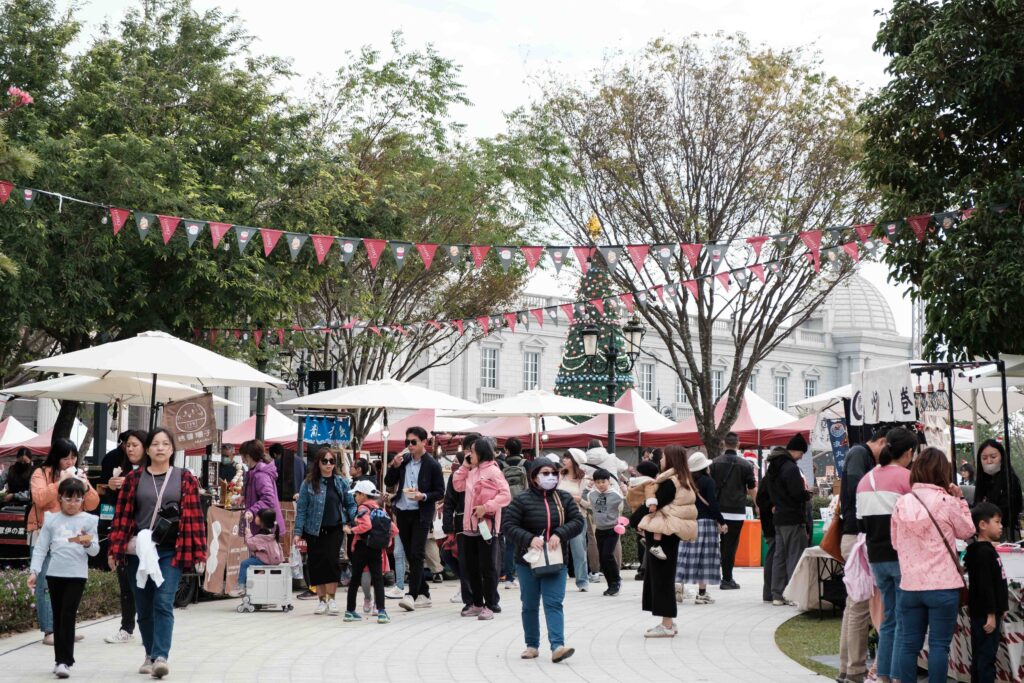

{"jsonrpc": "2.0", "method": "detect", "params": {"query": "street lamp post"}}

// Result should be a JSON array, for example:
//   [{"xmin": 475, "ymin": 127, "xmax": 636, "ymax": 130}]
[{"xmin": 580, "ymin": 316, "xmax": 646, "ymax": 453}]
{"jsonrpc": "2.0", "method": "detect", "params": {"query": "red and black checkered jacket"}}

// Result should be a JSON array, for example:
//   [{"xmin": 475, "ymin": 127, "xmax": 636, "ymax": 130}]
[{"xmin": 108, "ymin": 467, "xmax": 207, "ymax": 570}]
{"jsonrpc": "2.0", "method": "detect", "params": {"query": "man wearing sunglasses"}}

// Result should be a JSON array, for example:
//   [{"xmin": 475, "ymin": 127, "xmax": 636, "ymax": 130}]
[{"xmin": 384, "ymin": 426, "xmax": 445, "ymax": 611}]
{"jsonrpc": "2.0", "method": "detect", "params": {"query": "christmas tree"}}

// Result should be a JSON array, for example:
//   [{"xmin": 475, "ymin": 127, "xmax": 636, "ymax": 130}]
[{"xmin": 553, "ymin": 257, "xmax": 636, "ymax": 404}]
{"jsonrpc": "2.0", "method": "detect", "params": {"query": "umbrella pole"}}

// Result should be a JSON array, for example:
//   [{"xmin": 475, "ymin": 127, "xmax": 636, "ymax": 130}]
[
  {"xmin": 381, "ymin": 409, "xmax": 389, "ymax": 490},
  {"xmin": 149, "ymin": 373, "xmax": 158, "ymax": 431},
  {"xmin": 534, "ymin": 415, "xmax": 541, "ymax": 456}
]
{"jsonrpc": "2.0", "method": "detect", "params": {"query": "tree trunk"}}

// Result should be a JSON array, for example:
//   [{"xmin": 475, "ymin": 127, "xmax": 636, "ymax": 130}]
[{"xmin": 52, "ymin": 400, "xmax": 80, "ymax": 444}]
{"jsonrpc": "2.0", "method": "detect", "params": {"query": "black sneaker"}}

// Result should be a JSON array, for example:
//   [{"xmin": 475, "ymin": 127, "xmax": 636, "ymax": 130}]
[
  {"xmin": 719, "ymin": 580, "xmax": 740, "ymax": 590},
  {"xmin": 603, "ymin": 585, "xmax": 620, "ymax": 596},
  {"xmin": 432, "ymin": 573, "xmax": 444, "ymax": 584},
  {"xmin": 491, "ymin": 604, "xmax": 502, "ymax": 613},
  {"xmin": 634, "ymin": 570, "xmax": 645, "ymax": 581},
  {"xmin": 295, "ymin": 589, "xmax": 319, "ymax": 600}
]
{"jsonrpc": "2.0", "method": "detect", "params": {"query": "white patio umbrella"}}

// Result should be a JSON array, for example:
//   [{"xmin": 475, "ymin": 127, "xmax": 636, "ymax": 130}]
[
  {"xmin": 2, "ymin": 374, "xmax": 240, "ymax": 407},
  {"xmin": 447, "ymin": 388, "xmax": 627, "ymax": 454},
  {"xmin": 280, "ymin": 377, "xmax": 483, "ymax": 480},
  {"xmin": 21, "ymin": 330, "xmax": 283, "ymax": 428}
]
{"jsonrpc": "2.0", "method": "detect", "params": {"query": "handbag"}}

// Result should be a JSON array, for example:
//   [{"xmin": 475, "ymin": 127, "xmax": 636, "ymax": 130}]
[
  {"xmin": 820, "ymin": 496, "xmax": 844, "ymax": 562},
  {"xmin": 530, "ymin": 493, "xmax": 567, "ymax": 577},
  {"xmin": 911, "ymin": 490, "xmax": 969, "ymax": 608}
]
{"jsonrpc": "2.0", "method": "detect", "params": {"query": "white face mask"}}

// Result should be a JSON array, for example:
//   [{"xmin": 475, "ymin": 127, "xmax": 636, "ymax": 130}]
[
  {"xmin": 983, "ymin": 461, "xmax": 1001, "ymax": 476},
  {"xmin": 538, "ymin": 474, "xmax": 559, "ymax": 490}
]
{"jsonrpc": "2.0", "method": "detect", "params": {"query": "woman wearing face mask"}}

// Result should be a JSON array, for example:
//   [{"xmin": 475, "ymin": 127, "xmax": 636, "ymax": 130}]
[
  {"xmin": 102, "ymin": 430, "xmax": 148, "ymax": 646},
  {"xmin": 974, "ymin": 439, "xmax": 1022, "ymax": 540},
  {"xmin": 29, "ymin": 439, "xmax": 100, "ymax": 646},
  {"xmin": 502, "ymin": 459, "xmax": 584, "ymax": 663},
  {"xmin": 2, "ymin": 447, "xmax": 34, "ymax": 504},
  {"xmin": 108, "ymin": 428, "xmax": 207, "ymax": 679}
]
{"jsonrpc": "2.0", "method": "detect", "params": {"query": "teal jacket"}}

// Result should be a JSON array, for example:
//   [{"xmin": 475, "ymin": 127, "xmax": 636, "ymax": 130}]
[{"xmin": 294, "ymin": 475, "xmax": 356, "ymax": 536}]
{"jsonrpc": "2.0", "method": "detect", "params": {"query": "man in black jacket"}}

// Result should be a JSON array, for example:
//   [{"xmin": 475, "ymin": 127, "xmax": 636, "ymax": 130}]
[
  {"xmin": 384, "ymin": 426, "xmax": 446, "ymax": 611},
  {"xmin": 710, "ymin": 432, "xmax": 756, "ymax": 590},
  {"xmin": 765, "ymin": 434, "xmax": 812, "ymax": 605}
]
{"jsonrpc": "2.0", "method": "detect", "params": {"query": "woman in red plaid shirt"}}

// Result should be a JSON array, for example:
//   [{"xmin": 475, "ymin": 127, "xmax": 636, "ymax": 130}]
[{"xmin": 108, "ymin": 428, "xmax": 206, "ymax": 680}]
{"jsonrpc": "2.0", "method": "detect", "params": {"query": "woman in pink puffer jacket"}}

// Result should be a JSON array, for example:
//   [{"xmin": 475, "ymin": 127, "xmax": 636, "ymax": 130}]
[{"xmin": 890, "ymin": 447, "xmax": 974, "ymax": 683}]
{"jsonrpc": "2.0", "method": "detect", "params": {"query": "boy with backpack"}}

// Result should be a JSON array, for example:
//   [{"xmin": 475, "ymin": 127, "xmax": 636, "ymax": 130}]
[
  {"xmin": 344, "ymin": 480, "xmax": 397, "ymax": 623},
  {"xmin": 500, "ymin": 438, "xmax": 528, "ymax": 589}
]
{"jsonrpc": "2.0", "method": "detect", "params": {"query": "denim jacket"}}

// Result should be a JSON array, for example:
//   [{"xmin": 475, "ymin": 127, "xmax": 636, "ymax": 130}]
[{"xmin": 294, "ymin": 475, "xmax": 357, "ymax": 536}]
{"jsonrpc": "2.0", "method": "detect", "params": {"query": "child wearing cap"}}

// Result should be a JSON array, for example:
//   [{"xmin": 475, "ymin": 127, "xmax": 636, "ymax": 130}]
[{"xmin": 344, "ymin": 480, "xmax": 397, "ymax": 624}]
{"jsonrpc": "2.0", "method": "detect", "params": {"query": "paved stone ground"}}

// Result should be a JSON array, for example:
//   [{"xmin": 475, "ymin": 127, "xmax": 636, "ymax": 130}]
[{"xmin": 0, "ymin": 567, "xmax": 822, "ymax": 682}]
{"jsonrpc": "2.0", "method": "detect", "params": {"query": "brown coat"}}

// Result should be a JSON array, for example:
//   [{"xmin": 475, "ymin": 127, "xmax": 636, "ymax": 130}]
[{"xmin": 638, "ymin": 469, "xmax": 697, "ymax": 541}]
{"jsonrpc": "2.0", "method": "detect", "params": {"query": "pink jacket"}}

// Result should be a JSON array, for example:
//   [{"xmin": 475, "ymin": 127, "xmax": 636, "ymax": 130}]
[
  {"xmin": 891, "ymin": 483, "xmax": 974, "ymax": 591},
  {"xmin": 452, "ymin": 461, "xmax": 511, "ymax": 534},
  {"xmin": 244, "ymin": 527, "xmax": 284, "ymax": 565}
]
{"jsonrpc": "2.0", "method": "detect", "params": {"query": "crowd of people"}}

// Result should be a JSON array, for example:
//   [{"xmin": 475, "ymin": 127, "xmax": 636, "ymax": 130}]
[{"xmin": 14, "ymin": 417, "xmax": 1020, "ymax": 681}]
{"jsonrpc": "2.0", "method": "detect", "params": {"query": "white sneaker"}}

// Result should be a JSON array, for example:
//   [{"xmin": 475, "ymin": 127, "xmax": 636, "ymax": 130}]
[
  {"xmin": 644, "ymin": 624, "xmax": 676, "ymax": 638},
  {"xmin": 505, "ymin": 579, "xmax": 518, "ymax": 590},
  {"xmin": 152, "ymin": 657, "xmax": 169, "ymax": 679},
  {"xmin": 415, "ymin": 595, "xmax": 432, "ymax": 608},
  {"xmin": 362, "ymin": 598, "xmax": 372, "ymax": 614},
  {"xmin": 385, "ymin": 585, "xmax": 404, "ymax": 599},
  {"xmin": 695, "ymin": 593, "xmax": 715, "ymax": 604},
  {"xmin": 449, "ymin": 590, "xmax": 462, "ymax": 604},
  {"xmin": 104, "ymin": 629, "xmax": 134, "ymax": 644},
  {"xmin": 138, "ymin": 657, "xmax": 154, "ymax": 675},
  {"xmin": 649, "ymin": 546, "xmax": 668, "ymax": 561},
  {"xmin": 314, "ymin": 600, "xmax": 329, "ymax": 615},
  {"xmin": 398, "ymin": 595, "xmax": 415, "ymax": 612},
  {"xmin": 55, "ymin": 663, "xmax": 70, "ymax": 679},
  {"xmin": 327, "ymin": 599, "xmax": 339, "ymax": 615},
  {"xmin": 588, "ymin": 572, "xmax": 603, "ymax": 583}
]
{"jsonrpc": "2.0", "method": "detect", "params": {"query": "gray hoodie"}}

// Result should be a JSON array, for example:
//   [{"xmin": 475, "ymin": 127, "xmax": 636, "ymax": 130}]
[{"xmin": 586, "ymin": 488, "xmax": 625, "ymax": 530}]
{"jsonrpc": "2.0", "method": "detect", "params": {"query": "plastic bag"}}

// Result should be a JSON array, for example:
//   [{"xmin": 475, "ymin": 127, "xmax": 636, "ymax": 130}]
[
  {"xmin": 843, "ymin": 533, "xmax": 874, "ymax": 602},
  {"xmin": 289, "ymin": 543, "xmax": 303, "ymax": 580}
]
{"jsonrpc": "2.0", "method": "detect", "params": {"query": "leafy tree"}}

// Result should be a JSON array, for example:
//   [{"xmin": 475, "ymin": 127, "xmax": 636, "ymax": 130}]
[
  {"xmin": 502, "ymin": 35, "xmax": 870, "ymax": 455},
  {"xmin": 860, "ymin": 0, "xmax": 1024, "ymax": 360}
]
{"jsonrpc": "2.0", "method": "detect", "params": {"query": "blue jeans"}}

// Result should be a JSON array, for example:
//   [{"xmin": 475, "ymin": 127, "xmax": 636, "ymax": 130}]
[
  {"xmin": 567, "ymin": 515, "xmax": 588, "ymax": 588},
  {"xmin": 870, "ymin": 561, "xmax": 902, "ymax": 680},
  {"xmin": 238, "ymin": 557, "xmax": 265, "ymax": 586},
  {"xmin": 501, "ymin": 534, "xmax": 516, "ymax": 581},
  {"xmin": 896, "ymin": 587, "xmax": 960, "ymax": 683},
  {"xmin": 393, "ymin": 535, "xmax": 406, "ymax": 591},
  {"xmin": 970, "ymin": 614, "xmax": 1001, "ymax": 683},
  {"xmin": 35, "ymin": 553, "xmax": 53, "ymax": 634},
  {"xmin": 516, "ymin": 561, "xmax": 566, "ymax": 651},
  {"xmin": 127, "ymin": 547, "xmax": 183, "ymax": 661}
]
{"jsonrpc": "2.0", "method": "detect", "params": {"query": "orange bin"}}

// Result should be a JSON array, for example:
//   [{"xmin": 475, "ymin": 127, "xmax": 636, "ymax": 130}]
[{"xmin": 734, "ymin": 519, "xmax": 763, "ymax": 568}]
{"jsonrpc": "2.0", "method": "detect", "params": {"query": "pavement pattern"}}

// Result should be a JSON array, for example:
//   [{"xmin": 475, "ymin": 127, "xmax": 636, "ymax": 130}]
[{"xmin": 0, "ymin": 567, "xmax": 822, "ymax": 682}]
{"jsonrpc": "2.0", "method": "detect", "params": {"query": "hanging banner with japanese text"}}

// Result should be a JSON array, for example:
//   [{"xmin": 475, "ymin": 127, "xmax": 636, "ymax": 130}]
[
  {"xmin": 850, "ymin": 362, "xmax": 916, "ymax": 426},
  {"xmin": 826, "ymin": 418, "xmax": 851, "ymax": 474},
  {"xmin": 161, "ymin": 393, "xmax": 217, "ymax": 450}
]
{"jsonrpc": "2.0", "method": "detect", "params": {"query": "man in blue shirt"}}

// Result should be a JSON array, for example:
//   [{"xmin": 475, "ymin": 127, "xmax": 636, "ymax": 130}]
[{"xmin": 384, "ymin": 426, "xmax": 445, "ymax": 611}]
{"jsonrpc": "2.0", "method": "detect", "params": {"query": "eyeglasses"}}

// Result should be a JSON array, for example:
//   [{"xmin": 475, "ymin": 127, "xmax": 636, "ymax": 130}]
[
  {"xmin": 60, "ymin": 496, "xmax": 84, "ymax": 502},
  {"xmin": 405, "ymin": 439, "xmax": 420, "ymax": 446},
  {"xmin": 321, "ymin": 458, "xmax": 336, "ymax": 465}
]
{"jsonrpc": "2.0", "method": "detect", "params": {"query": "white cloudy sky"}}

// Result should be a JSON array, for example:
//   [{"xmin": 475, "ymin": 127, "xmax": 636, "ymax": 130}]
[{"xmin": 69, "ymin": 0, "xmax": 913, "ymax": 334}]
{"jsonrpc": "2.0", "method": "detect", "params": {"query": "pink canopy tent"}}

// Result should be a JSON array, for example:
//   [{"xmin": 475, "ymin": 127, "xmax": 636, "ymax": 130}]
[
  {"xmin": 644, "ymin": 389, "xmax": 800, "ymax": 447},
  {"xmin": 542, "ymin": 389, "xmax": 674, "ymax": 448},
  {"xmin": 361, "ymin": 409, "xmax": 479, "ymax": 453},
  {"xmin": 0, "ymin": 419, "xmax": 90, "ymax": 456},
  {"xmin": 472, "ymin": 415, "xmax": 575, "ymax": 448}
]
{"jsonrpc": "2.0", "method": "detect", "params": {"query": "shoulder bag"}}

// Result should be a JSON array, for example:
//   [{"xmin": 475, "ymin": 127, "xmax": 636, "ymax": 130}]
[
  {"xmin": 911, "ymin": 490, "xmax": 968, "ymax": 608},
  {"xmin": 530, "ymin": 492, "xmax": 566, "ymax": 577},
  {"xmin": 127, "ymin": 468, "xmax": 179, "ymax": 554},
  {"xmin": 820, "ymin": 496, "xmax": 844, "ymax": 562}
]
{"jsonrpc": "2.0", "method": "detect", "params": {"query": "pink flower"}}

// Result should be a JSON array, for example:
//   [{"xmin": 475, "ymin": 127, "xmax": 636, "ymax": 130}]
[{"xmin": 6, "ymin": 85, "xmax": 33, "ymax": 107}]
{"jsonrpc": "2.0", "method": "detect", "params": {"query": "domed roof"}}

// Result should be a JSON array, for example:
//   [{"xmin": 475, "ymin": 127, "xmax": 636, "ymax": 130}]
[{"xmin": 825, "ymin": 274, "xmax": 898, "ymax": 334}]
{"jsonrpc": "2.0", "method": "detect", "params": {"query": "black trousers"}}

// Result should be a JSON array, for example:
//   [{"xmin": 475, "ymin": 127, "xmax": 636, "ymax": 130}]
[
  {"xmin": 442, "ymin": 536, "xmax": 472, "ymax": 607},
  {"xmin": 719, "ymin": 519, "xmax": 745, "ymax": 582},
  {"xmin": 595, "ymin": 528, "xmax": 621, "ymax": 587},
  {"xmin": 346, "ymin": 542, "xmax": 385, "ymax": 613},
  {"xmin": 116, "ymin": 564, "xmax": 136, "ymax": 633},
  {"xmin": 463, "ymin": 535, "xmax": 498, "ymax": 609},
  {"xmin": 47, "ymin": 577, "xmax": 86, "ymax": 666},
  {"xmin": 970, "ymin": 615, "xmax": 1001, "ymax": 683},
  {"xmin": 641, "ymin": 533, "xmax": 680, "ymax": 618},
  {"xmin": 395, "ymin": 509, "xmax": 430, "ymax": 598}
]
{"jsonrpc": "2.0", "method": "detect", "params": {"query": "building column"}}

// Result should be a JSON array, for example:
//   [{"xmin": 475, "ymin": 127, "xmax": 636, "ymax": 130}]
[
  {"xmin": 226, "ymin": 386, "xmax": 249, "ymax": 429},
  {"xmin": 35, "ymin": 398, "xmax": 59, "ymax": 434}
]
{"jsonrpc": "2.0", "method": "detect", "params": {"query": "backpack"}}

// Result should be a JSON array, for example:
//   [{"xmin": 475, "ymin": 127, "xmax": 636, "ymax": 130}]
[
  {"xmin": 365, "ymin": 507, "xmax": 392, "ymax": 551},
  {"xmin": 503, "ymin": 463, "xmax": 528, "ymax": 498}
]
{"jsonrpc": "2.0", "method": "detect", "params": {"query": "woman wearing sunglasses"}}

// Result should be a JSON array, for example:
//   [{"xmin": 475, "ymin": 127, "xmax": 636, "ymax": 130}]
[
  {"xmin": 293, "ymin": 448, "xmax": 356, "ymax": 616},
  {"xmin": 502, "ymin": 459, "xmax": 584, "ymax": 663}
]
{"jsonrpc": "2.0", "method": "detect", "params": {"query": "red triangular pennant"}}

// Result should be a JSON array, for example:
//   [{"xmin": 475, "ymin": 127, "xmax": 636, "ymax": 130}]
[
  {"xmin": 110, "ymin": 207, "xmax": 130, "ymax": 235},
  {"xmin": 746, "ymin": 235, "xmax": 770, "ymax": 259},
  {"xmin": 715, "ymin": 273, "xmax": 731, "ymax": 291},
  {"xmin": 520, "ymin": 246, "xmax": 544, "ymax": 271},
  {"xmin": 842, "ymin": 242, "xmax": 860, "ymax": 262},
  {"xmin": 683, "ymin": 280, "xmax": 700, "ymax": 299},
  {"xmin": 253, "ymin": 329, "xmax": 263, "ymax": 347},
  {"xmin": 260, "ymin": 228, "xmax": 283, "ymax": 257},
  {"xmin": 469, "ymin": 245, "xmax": 490, "ymax": 269},
  {"xmin": 625, "ymin": 245, "xmax": 649, "ymax": 272},
  {"xmin": 750, "ymin": 264, "xmax": 766, "ymax": 283},
  {"xmin": 415, "ymin": 243, "xmax": 438, "ymax": 270},
  {"xmin": 530, "ymin": 308, "xmax": 544, "ymax": 328},
  {"xmin": 799, "ymin": 229, "xmax": 823, "ymax": 255},
  {"xmin": 363, "ymin": 239, "xmax": 387, "ymax": 269},
  {"xmin": 209, "ymin": 222, "xmax": 232, "ymax": 248},
  {"xmin": 504, "ymin": 313, "xmax": 517, "ymax": 333},
  {"xmin": 233, "ymin": 329, "xmax": 242, "ymax": 340},
  {"xmin": 426, "ymin": 320, "xmax": 441, "ymax": 330},
  {"xmin": 653, "ymin": 285, "xmax": 665, "ymax": 302},
  {"xmin": 572, "ymin": 246, "xmax": 595, "ymax": 275},
  {"xmin": 452, "ymin": 320, "xmax": 465, "ymax": 336},
  {"xmin": 477, "ymin": 315, "xmax": 491, "ymax": 335},
  {"xmin": 209, "ymin": 329, "xmax": 217, "ymax": 344},
  {"xmin": 369, "ymin": 326, "xmax": 382, "ymax": 337},
  {"xmin": 590, "ymin": 298, "xmax": 605, "ymax": 317},
  {"xmin": 620, "ymin": 293, "xmax": 635, "ymax": 313},
  {"xmin": 853, "ymin": 223, "xmax": 875, "ymax": 243},
  {"xmin": 0, "ymin": 180, "xmax": 12, "ymax": 205},
  {"xmin": 907, "ymin": 214, "xmax": 931, "ymax": 242},
  {"xmin": 157, "ymin": 215, "xmax": 180, "ymax": 245},
  {"xmin": 559, "ymin": 303, "xmax": 575, "ymax": 324},
  {"xmin": 805, "ymin": 251, "xmax": 821, "ymax": 272},
  {"xmin": 311, "ymin": 234, "xmax": 335, "ymax": 264},
  {"xmin": 681, "ymin": 243, "xmax": 702, "ymax": 270},
  {"xmin": 277, "ymin": 328, "xmax": 285, "ymax": 345},
  {"xmin": 961, "ymin": 207, "xmax": 976, "ymax": 220}
]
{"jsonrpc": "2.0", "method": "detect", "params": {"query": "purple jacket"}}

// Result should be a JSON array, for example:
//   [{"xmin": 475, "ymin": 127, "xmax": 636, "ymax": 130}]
[{"xmin": 243, "ymin": 461, "xmax": 284, "ymax": 536}]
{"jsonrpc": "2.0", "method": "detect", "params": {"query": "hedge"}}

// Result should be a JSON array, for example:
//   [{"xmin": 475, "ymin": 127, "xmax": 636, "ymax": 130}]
[{"xmin": 0, "ymin": 568, "xmax": 120, "ymax": 637}]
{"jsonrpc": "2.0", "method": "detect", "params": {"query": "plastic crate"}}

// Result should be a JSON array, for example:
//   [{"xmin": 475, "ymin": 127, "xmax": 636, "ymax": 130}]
[{"xmin": 236, "ymin": 564, "xmax": 293, "ymax": 613}]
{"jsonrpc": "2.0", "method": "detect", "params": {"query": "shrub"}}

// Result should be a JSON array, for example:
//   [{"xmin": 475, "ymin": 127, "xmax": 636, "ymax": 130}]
[{"xmin": 0, "ymin": 567, "xmax": 121, "ymax": 637}]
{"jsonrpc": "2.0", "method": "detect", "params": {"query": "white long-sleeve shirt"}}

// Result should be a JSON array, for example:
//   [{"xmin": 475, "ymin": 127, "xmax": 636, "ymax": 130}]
[{"xmin": 30, "ymin": 511, "xmax": 99, "ymax": 578}]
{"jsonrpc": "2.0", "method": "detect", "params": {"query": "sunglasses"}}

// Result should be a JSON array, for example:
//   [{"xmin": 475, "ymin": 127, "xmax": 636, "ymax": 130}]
[
  {"xmin": 321, "ymin": 458, "xmax": 336, "ymax": 465},
  {"xmin": 405, "ymin": 439, "xmax": 420, "ymax": 446},
  {"xmin": 537, "ymin": 470, "xmax": 558, "ymax": 477}
]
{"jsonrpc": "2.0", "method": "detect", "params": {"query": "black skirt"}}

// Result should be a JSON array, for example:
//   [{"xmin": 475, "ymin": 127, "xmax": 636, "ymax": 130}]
[
  {"xmin": 642, "ymin": 534, "xmax": 681, "ymax": 618},
  {"xmin": 305, "ymin": 525, "xmax": 342, "ymax": 586}
]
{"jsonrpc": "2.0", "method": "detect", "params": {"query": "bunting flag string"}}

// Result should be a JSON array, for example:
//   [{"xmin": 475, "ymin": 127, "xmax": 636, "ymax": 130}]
[{"xmin": 0, "ymin": 178, "xmax": 1006, "ymax": 279}]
